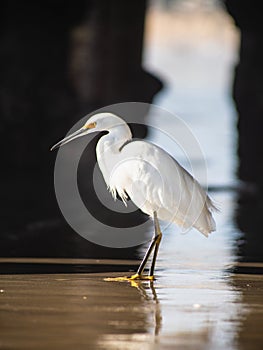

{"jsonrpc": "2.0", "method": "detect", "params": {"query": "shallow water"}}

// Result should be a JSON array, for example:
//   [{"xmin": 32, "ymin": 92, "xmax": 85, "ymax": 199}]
[{"xmin": 1, "ymin": 256, "xmax": 263, "ymax": 350}]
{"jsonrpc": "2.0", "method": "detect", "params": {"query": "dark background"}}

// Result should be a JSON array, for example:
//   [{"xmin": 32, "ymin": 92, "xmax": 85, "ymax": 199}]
[{"xmin": 0, "ymin": 0, "xmax": 262, "ymax": 265}]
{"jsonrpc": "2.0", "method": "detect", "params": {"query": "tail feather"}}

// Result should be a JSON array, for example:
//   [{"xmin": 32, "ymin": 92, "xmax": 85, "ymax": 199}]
[
  {"xmin": 193, "ymin": 196, "xmax": 217, "ymax": 236},
  {"xmin": 207, "ymin": 195, "xmax": 220, "ymax": 213}
]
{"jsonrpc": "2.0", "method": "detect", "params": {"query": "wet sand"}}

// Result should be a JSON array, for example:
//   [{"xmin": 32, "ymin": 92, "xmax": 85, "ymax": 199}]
[{"xmin": 1, "ymin": 258, "xmax": 263, "ymax": 350}]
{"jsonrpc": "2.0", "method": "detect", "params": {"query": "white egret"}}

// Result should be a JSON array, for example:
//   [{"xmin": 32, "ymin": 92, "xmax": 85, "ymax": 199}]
[{"xmin": 51, "ymin": 113, "xmax": 217, "ymax": 280}]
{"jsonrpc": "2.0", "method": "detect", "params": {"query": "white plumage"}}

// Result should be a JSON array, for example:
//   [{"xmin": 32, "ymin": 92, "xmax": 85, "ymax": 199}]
[
  {"xmin": 93, "ymin": 113, "xmax": 216, "ymax": 236},
  {"xmin": 51, "ymin": 112, "xmax": 217, "ymax": 280}
]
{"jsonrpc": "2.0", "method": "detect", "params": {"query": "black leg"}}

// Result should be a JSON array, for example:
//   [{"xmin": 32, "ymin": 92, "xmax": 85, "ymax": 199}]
[
  {"xmin": 135, "ymin": 233, "xmax": 159, "ymax": 276},
  {"xmin": 149, "ymin": 212, "xmax": 162, "ymax": 277},
  {"xmin": 105, "ymin": 211, "xmax": 162, "ymax": 282},
  {"xmin": 131, "ymin": 211, "xmax": 162, "ymax": 279}
]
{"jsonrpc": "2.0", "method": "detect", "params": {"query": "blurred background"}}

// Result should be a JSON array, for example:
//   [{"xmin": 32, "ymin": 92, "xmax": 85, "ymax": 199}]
[
  {"xmin": 0, "ymin": 0, "xmax": 262, "ymax": 266},
  {"xmin": 1, "ymin": 1, "xmax": 263, "ymax": 349}
]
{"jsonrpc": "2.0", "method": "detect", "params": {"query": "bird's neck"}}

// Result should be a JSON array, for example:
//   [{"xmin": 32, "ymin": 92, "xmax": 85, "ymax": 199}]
[
  {"xmin": 96, "ymin": 124, "xmax": 132, "ymax": 184},
  {"xmin": 97, "ymin": 124, "xmax": 132, "ymax": 154}
]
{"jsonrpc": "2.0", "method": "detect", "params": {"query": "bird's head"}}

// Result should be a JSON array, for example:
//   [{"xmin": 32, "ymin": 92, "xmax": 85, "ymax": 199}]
[{"xmin": 50, "ymin": 113, "xmax": 128, "ymax": 151}]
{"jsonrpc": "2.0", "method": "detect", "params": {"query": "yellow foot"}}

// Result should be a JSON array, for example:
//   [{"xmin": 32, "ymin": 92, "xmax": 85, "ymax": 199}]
[
  {"xmin": 104, "ymin": 276, "xmax": 131, "ymax": 282},
  {"xmin": 129, "ymin": 273, "xmax": 155, "ymax": 281},
  {"xmin": 104, "ymin": 274, "xmax": 155, "ymax": 282}
]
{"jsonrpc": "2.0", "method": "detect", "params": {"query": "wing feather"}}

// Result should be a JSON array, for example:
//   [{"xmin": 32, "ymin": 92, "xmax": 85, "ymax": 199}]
[{"xmin": 108, "ymin": 140, "xmax": 216, "ymax": 235}]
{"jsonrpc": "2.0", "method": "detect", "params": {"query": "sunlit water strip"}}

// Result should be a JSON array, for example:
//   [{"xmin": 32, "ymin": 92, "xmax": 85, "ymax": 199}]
[{"xmin": 125, "ymin": 2, "xmax": 246, "ymax": 349}]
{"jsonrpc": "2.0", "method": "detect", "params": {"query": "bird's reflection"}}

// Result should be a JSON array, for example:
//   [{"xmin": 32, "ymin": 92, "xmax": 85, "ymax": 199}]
[{"xmin": 128, "ymin": 280, "xmax": 162, "ymax": 337}]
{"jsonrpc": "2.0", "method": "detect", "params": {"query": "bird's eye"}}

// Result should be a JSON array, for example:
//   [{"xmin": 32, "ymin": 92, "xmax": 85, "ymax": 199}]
[{"xmin": 84, "ymin": 122, "xmax": 97, "ymax": 129}]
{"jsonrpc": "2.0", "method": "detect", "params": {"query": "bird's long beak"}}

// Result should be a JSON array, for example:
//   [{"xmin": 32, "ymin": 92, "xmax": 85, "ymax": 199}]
[
  {"xmin": 50, "ymin": 127, "xmax": 86, "ymax": 151},
  {"xmin": 50, "ymin": 122, "xmax": 97, "ymax": 151}
]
